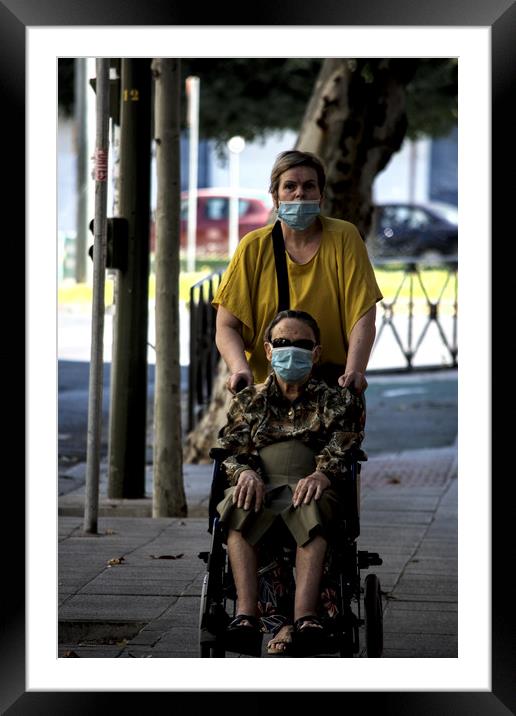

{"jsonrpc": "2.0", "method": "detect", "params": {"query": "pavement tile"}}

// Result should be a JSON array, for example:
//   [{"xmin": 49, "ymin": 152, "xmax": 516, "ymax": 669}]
[
  {"xmin": 382, "ymin": 632, "xmax": 457, "ymax": 655},
  {"xmin": 59, "ymin": 594, "xmax": 173, "ymax": 621},
  {"xmin": 361, "ymin": 496, "xmax": 441, "ymax": 511},
  {"xmin": 151, "ymin": 637, "xmax": 200, "ymax": 655},
  {"xmin": 124, "ymin": 630, "xmax": 163, "ymax": 647},
  {"xmin": 151, "ymin": 610, "xmax": 201, "ymax": 628},
  {"xmin": 424, "ymin": 525, "xmax": 458, "ymax": 540},
  {"xmin": 59, "ymin": 644, "xmax": 126, "ymax": 658},
  {"xmin": 360, "ymin": 510, "xmax": 434, "ymax": 525},
  {"xmin": 57, "ymin": 569, "xmax": 106, "ymax": 582},
  {"xmin": 384, "ymin": 599, "xmax": 457, "ymax": 612},
  {"xmin": 179, "ymin": 583, "xmax": 204, "ymax": 597},
  {"xmin": 389, "ymin": 594, "xmax": 457, "ymax": 604},
  {"xmin": 392, "ymin": 576, "xmax": 457, "ymax": 599},
  {"xmin": 414, "ymin": 543, "xmax": 458, "ymax": 558},
  {"xmin": 383, "ymin": 609, "xmax": 457, "ymax": 635},
  {"xmin": 403, "ymin": 558, "xmax": 457, "ymax": 575},
  {"xmin": 381, "ymin": 647, "xmax": 458, "ymax": 658},
  {"xmin": 79, "ymin": 581, "xmax": 191, "ymax": 596}
]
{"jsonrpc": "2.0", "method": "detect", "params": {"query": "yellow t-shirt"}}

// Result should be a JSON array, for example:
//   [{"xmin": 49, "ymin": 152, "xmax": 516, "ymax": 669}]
[{"xmin": 212, "ymin": 215, "xmax": 383, "ymax": 383}]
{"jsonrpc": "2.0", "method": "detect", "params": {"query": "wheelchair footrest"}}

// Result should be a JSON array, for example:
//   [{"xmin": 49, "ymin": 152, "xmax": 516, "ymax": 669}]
[
  {"xmin": 223, "ymin": 629, "xmax": 263, "ymax": 657},
  {"xmin": 291, "ymin": 631, "xmax": 341, "ymax": 657}
]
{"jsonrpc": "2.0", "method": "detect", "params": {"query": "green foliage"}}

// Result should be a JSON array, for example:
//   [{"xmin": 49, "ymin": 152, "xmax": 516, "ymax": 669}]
[
  {"xmin": 405, "ymin": 59, "xmax": 458, "ymax": 139},
  {"xmin": 180, "ymin": 59, "xmax": 322, "ymax": 154},
  {"xmin": 58, "ymin": 57, "xmax": 457, "ymax": 141}
]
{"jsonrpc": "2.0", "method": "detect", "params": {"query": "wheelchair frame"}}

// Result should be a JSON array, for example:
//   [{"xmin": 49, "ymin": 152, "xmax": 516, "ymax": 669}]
[{"xmin": 198, "ymin": 446, "xmax": 384, "ymax": 658}]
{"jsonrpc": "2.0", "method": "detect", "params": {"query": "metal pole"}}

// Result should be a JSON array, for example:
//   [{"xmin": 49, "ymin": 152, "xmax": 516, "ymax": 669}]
[
  {"xmin": 408, "ymin": 139, "xmax": 417, "ymax": 204},
  {"xmin": 227, "ymin": 136, "xmax": 245, "ymax": 257},
  {"xmin": 228, "ymin": 150, "xmax": 239, "ymax": 257},
  {"xmin": 85, "ymin": 58, "xmax": 97, "ymax": 286},
  {"xmin": 186, "ymin": 76, "xmax": 199, "ymax": 273},
  {"xmin": 74, "ymin": 58, "xmax": 88, "ymax": 284},
  {"xmin": 84, "ymin": 58, "xmax": 110, "ymax": 534},
  {"xmin": 107, "ymin": 59, "xmax": 151, "ymax": 499}
]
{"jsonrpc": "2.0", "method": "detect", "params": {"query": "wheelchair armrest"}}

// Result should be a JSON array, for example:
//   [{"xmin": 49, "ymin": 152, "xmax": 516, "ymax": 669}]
[
  {"xmin": 208, "ymin": 447, "xmax": 232, "ymax": 461},
  {"xmin": 345, "ymin": 447, "xmax": 368, "ymax": 463}
]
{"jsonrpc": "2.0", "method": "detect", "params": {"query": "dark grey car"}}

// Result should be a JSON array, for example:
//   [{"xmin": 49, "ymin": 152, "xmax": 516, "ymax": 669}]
[{"xmin": 367, "ymin": 203, "xmax": 458, "ymax": 259}]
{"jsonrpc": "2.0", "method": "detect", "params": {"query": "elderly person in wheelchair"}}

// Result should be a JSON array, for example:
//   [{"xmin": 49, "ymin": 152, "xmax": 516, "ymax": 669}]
[{"xmin": 215, "ymin": 309, "xmax": 366, "ymax": 655}]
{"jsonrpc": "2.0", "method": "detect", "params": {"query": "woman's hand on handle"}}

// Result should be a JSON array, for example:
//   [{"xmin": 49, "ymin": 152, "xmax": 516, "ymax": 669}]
[
  {"xmin": 340, "ymin": 306, "xmax": 376, "ymax": 394},
  {"xmin": 338, "ymin": 370, "xmax": 368, "ymax": 393},
  {"xmin": 226, "ymin": 369, "xmax": 254, "ymax": 394},
  {"xmin": 216, "ymin": 306, "xmax": 253, "ymax": 394}
]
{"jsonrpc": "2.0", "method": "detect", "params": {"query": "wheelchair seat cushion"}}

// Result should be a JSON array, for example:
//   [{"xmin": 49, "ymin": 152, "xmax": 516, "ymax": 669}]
[{"xmin": 216, "ymin": 440, "xmax": 345, "ymax": 548}]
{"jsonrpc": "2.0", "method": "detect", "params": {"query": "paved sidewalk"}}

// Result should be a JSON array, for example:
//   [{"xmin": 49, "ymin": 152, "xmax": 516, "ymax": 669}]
[{"xmin": 58, "ymin": 443, "xmax": 457, "ymax": 658}]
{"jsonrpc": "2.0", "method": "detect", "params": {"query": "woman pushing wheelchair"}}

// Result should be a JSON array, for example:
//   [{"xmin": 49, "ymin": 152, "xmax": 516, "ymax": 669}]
[
  {"xmin": 215, "ymin": 310, "xmax": 367, "ymax": 655},
  {"xmin": 211, "ymin": 149, "xmax": 383, "ymax": 394}
]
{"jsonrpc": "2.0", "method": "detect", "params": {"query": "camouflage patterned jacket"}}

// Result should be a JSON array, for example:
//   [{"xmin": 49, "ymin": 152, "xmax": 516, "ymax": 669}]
[{"xmin": 216, "ymin": 373, "xmax": 366, "ymax": 485}]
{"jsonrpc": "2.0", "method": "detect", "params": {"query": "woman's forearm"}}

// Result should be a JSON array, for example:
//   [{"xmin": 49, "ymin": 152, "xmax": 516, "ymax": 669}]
[
  {"xmin": 346, "ymin": 306, "xmax": 377, "ymax": 373},
  {"xmin": 215, "ymin": 323, "xmax": 250, "ymax": 374}
]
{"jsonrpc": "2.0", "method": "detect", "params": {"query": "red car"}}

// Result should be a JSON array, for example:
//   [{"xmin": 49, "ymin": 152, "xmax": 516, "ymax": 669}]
[{"xmin": 150, "ymin": 188, "xmax": 273, "ymax": 257}]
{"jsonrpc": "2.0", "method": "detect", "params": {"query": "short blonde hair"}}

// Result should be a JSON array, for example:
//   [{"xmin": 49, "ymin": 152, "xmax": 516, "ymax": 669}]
[{"xmin": 269, "ymin": 150, "xmax": 326, "ymax": 203}]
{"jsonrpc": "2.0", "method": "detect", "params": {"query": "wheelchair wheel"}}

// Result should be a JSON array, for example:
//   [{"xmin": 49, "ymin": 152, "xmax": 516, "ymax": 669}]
[
  {"xmin": 339, "ymin": 627, "xmax": 355, "ymax": 657},
  {"xmin": 199, "ymin": 520, "xmax": 229, "ymax": 658},
  {"xmin": 199, "ymin": 576, "xmax": 225, "ymax": 657},
  {"xmin": 364, "ymin": 574, "xmax": 383, "ymax": 657}
]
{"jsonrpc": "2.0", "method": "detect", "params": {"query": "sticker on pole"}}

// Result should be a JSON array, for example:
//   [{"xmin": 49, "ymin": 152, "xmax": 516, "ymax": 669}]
[{"xmin": 94, "ymin": 148, "xmax": 108, "ymax": 181}]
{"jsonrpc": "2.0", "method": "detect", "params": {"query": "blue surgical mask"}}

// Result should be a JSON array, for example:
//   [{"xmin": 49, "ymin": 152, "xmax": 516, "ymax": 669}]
[
  {"xmin": 271, "ymin": 346, "xmax": 314, "ymax": 383},
  {"xmin": 277, "ymin": 200, "xmax": 321, "ymax": 231}
]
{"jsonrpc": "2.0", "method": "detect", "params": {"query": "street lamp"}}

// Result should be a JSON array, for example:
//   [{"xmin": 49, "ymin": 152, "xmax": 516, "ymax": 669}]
[
  {"xmin": 186, "ymin": 76, "xmax": 200, "ymax": 273},
  {"xmin": 227, "ymin": 135, "xmax": 245, "ymax": 257}
]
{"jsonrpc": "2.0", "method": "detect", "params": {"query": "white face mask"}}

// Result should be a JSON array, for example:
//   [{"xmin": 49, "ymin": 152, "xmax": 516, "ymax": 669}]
[
  {"xmin": 277, "ymin": 201, "xmax": 321, "ymax": 230},
  {"xmin": 271, "ymin": 345, "xmax": 314, "ymax": 383}
]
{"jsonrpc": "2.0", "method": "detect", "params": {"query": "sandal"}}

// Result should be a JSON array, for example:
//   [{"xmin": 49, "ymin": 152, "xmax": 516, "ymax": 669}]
[
  {"xmin": 292, "ymin": 615, "xmax": 327, "ymax": 656},
  {"xmin": 266, "ymin": 624, "xmax": 293, "ymax": 655},
  {"xmin": 294, "ymin": 615, "xmax": 324, "ymax": 633},
  {"xmin": 227, "ymin": 614, "xmax": 261, "ymax": 632},
  {"xmin": 225, "ymin": 614, "xmax": 263, "ymax": 656}
]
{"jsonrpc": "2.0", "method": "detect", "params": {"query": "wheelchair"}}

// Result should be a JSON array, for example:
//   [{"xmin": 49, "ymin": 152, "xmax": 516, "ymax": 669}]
[{"xmin": 198, "ymin": 443, "xmax": 384, "ymax": 658}]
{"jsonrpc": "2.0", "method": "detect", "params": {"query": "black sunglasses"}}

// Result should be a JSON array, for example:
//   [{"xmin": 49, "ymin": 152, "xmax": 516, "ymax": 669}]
[{"xmin": 269, "ymin": 337, "xmax": 317, "ymax": 351}]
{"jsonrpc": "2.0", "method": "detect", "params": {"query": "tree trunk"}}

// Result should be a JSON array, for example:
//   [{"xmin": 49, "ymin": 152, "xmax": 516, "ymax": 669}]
[
  {"xmin": 296, "ymin": 58, "xmax": 418, "ymax": 239},
  {"xmin": 151, "ymin": 58, "xmax": 187, "ymax": 516},
  {"xmin": 183, "ymin": 358, "xmax": 232, "ymax": 464}
]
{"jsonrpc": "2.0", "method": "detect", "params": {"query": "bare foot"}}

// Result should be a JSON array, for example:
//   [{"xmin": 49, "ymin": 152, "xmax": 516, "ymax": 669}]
[{"xmin": 267, "ymin": 624, "xmax": 293, "ymax": 655}]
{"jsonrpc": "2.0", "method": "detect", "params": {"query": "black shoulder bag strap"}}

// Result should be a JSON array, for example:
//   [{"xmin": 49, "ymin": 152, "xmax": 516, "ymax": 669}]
[{"xmin": 272, "ymin": 220, "xmax": 290, "ymax": 312}]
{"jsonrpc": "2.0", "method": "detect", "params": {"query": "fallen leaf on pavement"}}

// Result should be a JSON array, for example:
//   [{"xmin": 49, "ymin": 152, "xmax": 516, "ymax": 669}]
[
  {"xmin": 107, "ymin": 557, "xmax": 125, "ymax": 566},
  {"xmin": 149, "ymin": 554, "xmax": 184, "ymax": 560}
]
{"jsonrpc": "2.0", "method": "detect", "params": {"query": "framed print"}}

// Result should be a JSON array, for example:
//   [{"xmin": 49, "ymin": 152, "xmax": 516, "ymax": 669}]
[{"xmin": 7, "ymin": 0, "xmax": 513, "ymax": 712}]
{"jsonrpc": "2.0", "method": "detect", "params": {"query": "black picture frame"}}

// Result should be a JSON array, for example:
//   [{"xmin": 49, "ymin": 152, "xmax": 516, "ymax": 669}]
[{"xmin": 6, "ymin": 0, "xmax": 513, "ymax": 712}]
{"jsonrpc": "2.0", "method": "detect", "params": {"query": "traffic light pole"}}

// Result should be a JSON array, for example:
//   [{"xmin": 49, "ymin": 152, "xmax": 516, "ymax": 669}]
[
  {"xmin": 108, "ymin": 59, "xmax": 152, "ymax": 498},
  {"xmin": 84, "ymin": 58, "xmax": 110, "ymax": 534}
]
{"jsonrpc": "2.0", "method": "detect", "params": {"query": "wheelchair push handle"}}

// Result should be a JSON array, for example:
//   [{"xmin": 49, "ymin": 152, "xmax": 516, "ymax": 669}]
[{"xmin": 235, "ymin": 377, "xmax": 250, "ymax": 393}]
